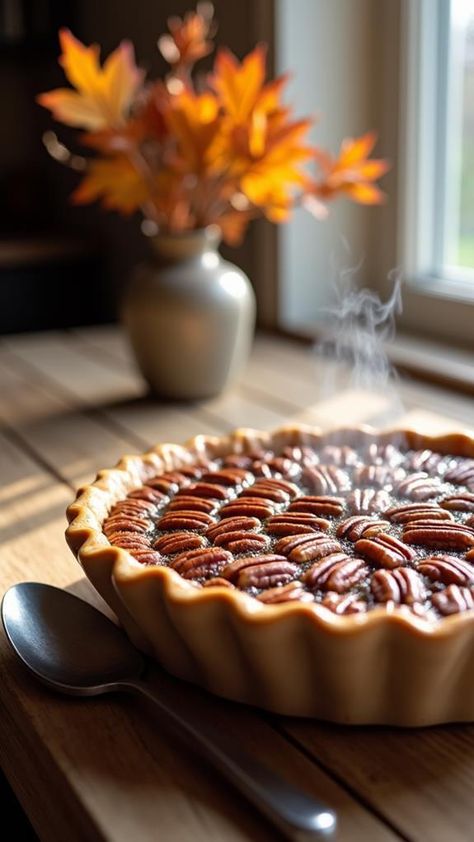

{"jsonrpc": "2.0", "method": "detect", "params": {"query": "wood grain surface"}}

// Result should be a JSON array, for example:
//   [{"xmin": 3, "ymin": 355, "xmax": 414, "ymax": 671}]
[{"xmin": 1, "ymin": 327, "xmax": 473, "ymax": 842}]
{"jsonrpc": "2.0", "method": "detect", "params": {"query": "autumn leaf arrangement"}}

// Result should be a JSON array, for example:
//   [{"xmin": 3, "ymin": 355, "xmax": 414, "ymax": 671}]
[{"xmin": 38, "ymin": 3, "xmax": 389, "ymax": 245}]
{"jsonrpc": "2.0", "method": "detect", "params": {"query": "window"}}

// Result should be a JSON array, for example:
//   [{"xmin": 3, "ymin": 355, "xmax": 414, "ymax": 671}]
[
  {"xmin": 446, "ymin": 1, "xmax": 474, "ymax": 275},
  {"xmin": 271, "ymin": 0, "xmax": 474, "ymax": 344},
  {"xmin": 400, "ymin": 0, "xmax": 474, "ymax": 295},
  {"xmin": 275, "ymin": 0, "xmax": 374, "ymax": 333}
]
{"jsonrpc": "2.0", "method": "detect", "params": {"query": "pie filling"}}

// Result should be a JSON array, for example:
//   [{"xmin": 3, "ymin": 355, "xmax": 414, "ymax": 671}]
[{"xmin": 103, "ymin": 442, "xmax": 474, "ymax": 618}]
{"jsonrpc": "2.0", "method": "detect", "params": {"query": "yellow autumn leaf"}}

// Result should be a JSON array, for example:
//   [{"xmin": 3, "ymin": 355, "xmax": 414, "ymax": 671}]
[
  {"xmin": 37, "ymin": 29, "xmax": 143, "ymax": 130},
  {"xmin": 337, "ymin": 131, "xmax": 377, "ymax": 169},
  {"xmin": 237, "ymin": 118, "xmax": 313, "ymax": 217},
  {"xmin": 310, "ymin": 132, "xmax": 390, "ymax": 206},
  {"xmin": 343, "ymin": 182, "xmax": 386, "ymax": 204},
  {"xmin": 241, "ymin": 178, "xmax": 293, "ymax": 222}
]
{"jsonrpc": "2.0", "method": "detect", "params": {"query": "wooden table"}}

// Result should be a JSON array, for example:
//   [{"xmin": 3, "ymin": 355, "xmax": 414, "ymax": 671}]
[{"xmin": 1, "ymin": 326, "xmax": 474, "ymax": 842}]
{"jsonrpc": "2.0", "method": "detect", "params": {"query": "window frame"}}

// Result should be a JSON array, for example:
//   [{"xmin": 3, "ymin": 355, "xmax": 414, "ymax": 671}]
[{"xmin": 399, "ymin": 0, "xmax": 474, "ymax": 302}]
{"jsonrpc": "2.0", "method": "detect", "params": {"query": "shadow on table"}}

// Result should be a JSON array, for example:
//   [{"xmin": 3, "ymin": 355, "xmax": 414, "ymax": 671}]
[{"xmin": 0, "ymin": 770, "xmax": 38, "ymax": 841}]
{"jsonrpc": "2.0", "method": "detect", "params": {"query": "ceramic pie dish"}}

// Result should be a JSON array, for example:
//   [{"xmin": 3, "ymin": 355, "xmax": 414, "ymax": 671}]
[{"xmin": 66, "ymin": 425, "xmax": 474, "ymax": 726}]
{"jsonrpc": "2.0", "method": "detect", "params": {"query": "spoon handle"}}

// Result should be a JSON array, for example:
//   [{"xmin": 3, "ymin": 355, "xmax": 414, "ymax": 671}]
[{"xmin": 122, "ymin": 678, "xmax": 336, "ymax": 840}]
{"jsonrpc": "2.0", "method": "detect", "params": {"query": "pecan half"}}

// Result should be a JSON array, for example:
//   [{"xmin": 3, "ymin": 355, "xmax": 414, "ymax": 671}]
[
  {"xmin": 257, "ymin": 582, "xmax": 314, "ymax": 604},
  {"xmin": 281, "ymin": 445, "xmax": 319, "ymax": 466},
  {"xmin": 355, "ymin": 534, "xmax": 415, "ymax": 568},
  {"xmin": 157, "ymin": 510, "xmax": 215, "ymax": 531},
  {"xmin": 145, "ymin": 478, "xmax": 178, "ymax": 496},
  {"xmin": 167, "ymin": 495, "xmax": 218, "ymax": 514},
  {"xmin": 337, "ymin": 516, "xmax": 391, "ymax": 541},
  {"xmin": 404, "ymin": 449, "xmax": 445, "ymax": 474},
  {"xmin": 109, "ymin": 497, "xmax": 151, "ymax": 518},
  {"xmin": 128, "ymin": 486, "xmax": 168, "ymax": 504},
  {"xmin": 272, "ymin": 476, "xmax": 303, "ymax": 496},
  {"xmin": 180, "ymin": 465, "xmax": 209, "ymax": 479},
  {"xmin": 353, "ymin": 465, "xmax": 404, "ymax": 488},
  {"xmin": 302, "ymin": 465, "xmax": 351, "ymax": 494},
  {"xmin": 147, "ymin": 471, "xmax": 192, "ymax": 494},
  {"xmin": 109, "ymin": 499, "xmax": 155, "ymax": 517},
  {"xmin": 363, "ymin": 443, "xmax": 404, "ymax": 466},
  {"xmin": 170, "ymin": 547, "xmax": 232, "ymax": 579},
  {"xmin": 321, "ymin": 592, "xmax": 367, "ymax": 615},
  {"xmin": 252, "ymin": 456, "xmax": 301, "ymax": 479},
  {"xmin": 347, "ymin": 488, "xmax": 391, "ymax": 515},
  {"xmin": 248, "ymin": 449, "xmax": 274, "ymax": 462},
  {"xmin": 120, "ymin": 499, "xmax": 158, "ymax": 516},
  {"xmin": 242, "ymin": 478, "xmax": 299, "ymax": 503},
  {"xmin": 395, "ymin": 472, "xmax": 442, "ymax": 501},
  {"xmin": 107, "ymin": 511, "xmax": 149, "ymax": 529},
  {"xmin": 288, "ymin": 495, "xmax": 344, "ymax": 517},
  {"xmin": 127, "ymin": 549, "xmax": 162, "ymax": 565},
  {"xmin": 371, "ymin": 567, "xmax": 426, "ymax": 604},
  {"xmin": 179, "ymin": 482, "xmax": 233, "ymax": 501},
  {"xmin": 218, "ymin": 498, "xmax": 276, "ymax": 520},
  {"xmin": 222, "ymin": 554, "xmax": 298, "ymax": 588},
  {"xmin": 440, "ymin": 493, "xmax": 474, "ymax": 513},
  {"xmin": 104, "ymin": 515, "xmax": 150, "ymax": 535},
  {"xmin": 206, "ymin": 516, "xmax": 260, "ymax": 541},
  {"xmin": 153, "ymin": 531, "xmax": 206, "ymax": 555},
  {"xmin": 403, "ymin": 521, "xmax": 474, "ymax": 551},
  {"xmin": 386, "ymin": 502, "xmax": 453, "ymax": 524},
  {"xmin": 200, "ymin": 468, "xmax": 254, "ymax": 488},
  {"xmin": 109, "ymin": 532, "xmax": 152, "ymax": 548},
  {"xmin": 417, "ymin": 555, "xmax": 474, "ymax": 586},
  {"xmin": 275, "ymin": 534, "xmax": 341, "ymax": 563},
  {"xmin": 265, "ymin": 513, "xmax": 330, "ymax": 536},
  {"xmin": 445, "ymin": 460, "xmax": 474, "ymax": 489},
  {"xmin": 303, "ymin": 553, "xmax": 369, "ymax": 593},
  {"xmin": 214, "ymin": 530, "xmax": 270, "ymax": 553},
  {"xmin": 432, "ymin": 585, "xmax": 474, "ymax": 615},
  {"xmin": 222, "ymin": 454, "xmax": 253, "ymax": 469},
  {"xmin": 319, "ymin": 445, "xmax": 361, "ymax": 467},
  {"xmin": 241, "ymin": 482, "xmax": 288, "ymax": 504}
]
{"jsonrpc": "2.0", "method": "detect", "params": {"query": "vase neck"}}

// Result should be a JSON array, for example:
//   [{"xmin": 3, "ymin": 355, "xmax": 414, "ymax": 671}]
[{"xmin": 149, "ymin": 227, "xmax": 221, "ymax": 263}]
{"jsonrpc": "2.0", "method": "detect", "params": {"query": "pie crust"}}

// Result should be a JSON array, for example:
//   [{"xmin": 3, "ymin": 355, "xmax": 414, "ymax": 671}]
[{"xmin": 66, "ymin": 425, "xmax": 474, "ymax": 725}]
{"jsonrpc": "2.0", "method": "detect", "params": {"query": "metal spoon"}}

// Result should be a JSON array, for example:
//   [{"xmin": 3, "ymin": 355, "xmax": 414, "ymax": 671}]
[{"xmin": 1, "ymin": 582, "xmax": 336, "ymax": 840}]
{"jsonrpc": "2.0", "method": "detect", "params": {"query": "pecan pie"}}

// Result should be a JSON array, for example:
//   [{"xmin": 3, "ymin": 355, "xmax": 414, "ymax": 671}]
[{"xmin": 66, "ymin": 426, "xmax": 474, "ymax": 725}]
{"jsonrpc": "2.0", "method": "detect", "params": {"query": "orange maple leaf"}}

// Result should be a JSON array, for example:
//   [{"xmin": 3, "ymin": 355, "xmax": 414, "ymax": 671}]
[
  {"xmin": 211, "ymin": 45, "xmax": 267, "ymax": 124},
  {"xmin": 213, "ymin": 115, "xmax": 311, "ymax": 221},
  {"xmin": 37, "ymin": 29, "xmax": 144, "ymax": 130},
  {"xmin": 79, "ymin": 84, "xmax": 169, "ymax": 153},
  {"xmin": 211, "ymin": 46, "xmax": 293, "ymax": 157},
  {"xmin": 210, "ymin": 44, "xmax": 313, "ymax": 211},
  {"xmin": 71, "ymin": 156, "xmax": 149, "ymax": 213},
  {"xmin": 164, "ymin": 89, "xmax": 221, "ymax": 173},
  {"xmin": 311, "ymin": 131, "xmax": 390, "ymax": 205}
]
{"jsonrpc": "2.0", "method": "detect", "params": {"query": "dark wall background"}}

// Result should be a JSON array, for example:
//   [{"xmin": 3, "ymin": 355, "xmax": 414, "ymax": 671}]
[{"xmin": 0, "ymin": 0, "xmax": 266, "ymax": 333}]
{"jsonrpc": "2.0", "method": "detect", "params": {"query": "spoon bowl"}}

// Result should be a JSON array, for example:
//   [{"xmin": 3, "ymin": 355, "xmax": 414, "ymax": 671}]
[{"xmin": 2, "ymin": 582, "xmax": 144, "ymax": 694}]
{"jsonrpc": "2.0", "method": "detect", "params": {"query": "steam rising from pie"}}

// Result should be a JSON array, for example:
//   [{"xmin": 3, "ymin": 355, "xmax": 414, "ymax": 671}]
[{"xmin": 314, "ymin": 270, "xmax": 404, "ymax": 426}]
